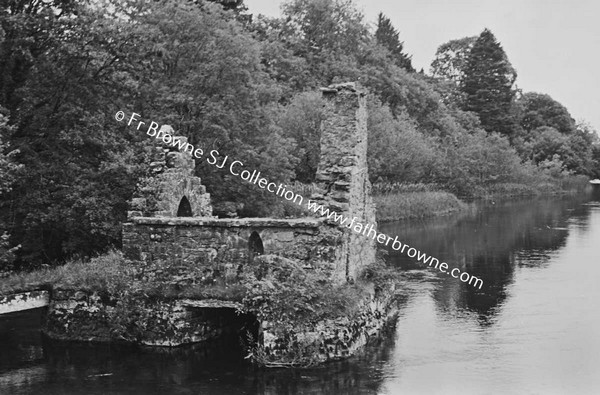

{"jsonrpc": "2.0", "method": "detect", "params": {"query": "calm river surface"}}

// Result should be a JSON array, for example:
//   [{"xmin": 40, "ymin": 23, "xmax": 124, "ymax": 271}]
[{"xmin": 1, "ymin": 193, "xmax": 599, "ymax": 394}]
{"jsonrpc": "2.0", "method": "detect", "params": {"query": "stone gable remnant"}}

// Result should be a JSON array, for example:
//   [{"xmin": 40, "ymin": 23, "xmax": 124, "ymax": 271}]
[{"xmin": 127, "ymin": 125, "xmax": 213, "ymax": 219}]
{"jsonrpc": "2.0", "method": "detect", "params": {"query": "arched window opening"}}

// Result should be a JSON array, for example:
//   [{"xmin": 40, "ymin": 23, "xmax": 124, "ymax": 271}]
[
  {"xmin": 177, "ymin": 196, "xmax": 193, "ymax": 217},
  {"xmin": 248, "ymin": 231, "xmax": 264, "ymax": 257}
]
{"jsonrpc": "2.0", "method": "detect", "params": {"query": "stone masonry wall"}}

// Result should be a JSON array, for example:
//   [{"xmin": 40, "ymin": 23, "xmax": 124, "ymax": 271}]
[
  {"xmin": 44, "ymin": 290, "xmax": 250, "ymax": 346},
  {"xmin": 39, "ymin": 82, "xmax": 389, "ymax": 363},
  {"xmin": 122, "ymin": 217, "xmax": 344, "ymax": 284},
  {"xmin": 260, "ymin": 282, "xmax": 398, "ymax": 365},
  {"xmin": 112, "ymin": 82, "xmax": 385, "ymax": 361},
  {"xmin": 123, "ymin": 82, "xmax": 377, "ymax": 286},
  {"xmin": 310, "ymin": 82, "xmax": 377, "ymax": 283},
  {"xmin": 129, "ymin": 126, "xmax": 213, "ymax": 219}
]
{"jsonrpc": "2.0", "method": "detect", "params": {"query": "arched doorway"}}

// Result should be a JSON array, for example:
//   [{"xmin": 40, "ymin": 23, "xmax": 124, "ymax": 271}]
[
  {"xmin": 248, "ymin": 231, "xmax": 264, "ymax": 257},
  {"xmin": 177, "ymin": 196, "xmax": 193, "ymax": 217}
]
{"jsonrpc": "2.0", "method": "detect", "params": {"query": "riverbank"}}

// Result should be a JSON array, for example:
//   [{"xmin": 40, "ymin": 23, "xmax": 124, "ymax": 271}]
[
  {"xmin": 470, "ymin": 177, "xmax": 591, "ymax": 200},
  {"xmin": 375, "ymin": 191, "xmax": 468, "ymax": 222},
  {"xmin": 373, "ymin": 183, "xmax": 469, "ymax": 222},
  {"xmin": 373, "ymin": 178, "xmax": 591, "ymax": 222}
]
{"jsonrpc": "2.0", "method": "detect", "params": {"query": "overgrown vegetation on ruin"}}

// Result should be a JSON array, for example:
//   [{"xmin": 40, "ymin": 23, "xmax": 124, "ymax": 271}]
[
  {"xmin": 240, "ymin": 254, "xmax": 399, "ymax": 367},
  {"xmin": 0, "ymin": 248, "xmax": 402, "ymax": 367},
  {"xmin": 0, "ymin": 251, "xmax": 132, "ymax": 295},
  {"xmin": 0, "ymin": 251, "xmax": 389, "ymax": 327},
  {"xmin": 239, "ymin": 256, "xmax": 369, "ymax": 324}
]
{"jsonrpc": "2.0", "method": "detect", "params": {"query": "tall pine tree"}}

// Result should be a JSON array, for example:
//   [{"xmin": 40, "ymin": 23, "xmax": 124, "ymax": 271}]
[
  {"xmin": 461, "ymin": 29, "xmax": 517, "ymax": 136},
  {"xmin": 375, "ymin": 13, "xmax": 413, "ymax": 72}
]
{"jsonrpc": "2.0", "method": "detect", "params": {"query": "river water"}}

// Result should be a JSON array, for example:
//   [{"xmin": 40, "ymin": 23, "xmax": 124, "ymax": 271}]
[{"xmin": 1, "ymin": 193, "xmax": 599, "ymax": 394}]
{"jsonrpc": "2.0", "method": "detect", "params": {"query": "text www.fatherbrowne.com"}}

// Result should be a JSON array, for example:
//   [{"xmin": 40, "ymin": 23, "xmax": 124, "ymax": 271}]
[
  {"xmin": 305, "ymin": 201, "xmax": 483, "ymax": 289},
  {"xmin": 115, "ymin": 110, "xmax": 484, "ymax": 290}
]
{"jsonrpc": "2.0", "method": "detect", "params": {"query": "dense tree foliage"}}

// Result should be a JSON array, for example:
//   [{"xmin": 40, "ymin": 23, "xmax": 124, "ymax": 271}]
[
  {"xmin": 0, "ymin": 108, "xmax": 21, "ymax": 271},
  {"xmin": 207, "ymin": 0, "xmax": 245, "ymax": 10},
  {"xmin": 461, "ymin": 29, "xmax": 518, "ymax": 136},
  {"xmin": 430, "ymin": 36, "xmax": 477, "ymax": 85},
  {"xmin": 0, "ymin": 109, "xmax": 19, "ymax": 195},
  {"xmin": 0, "ymin": 0, "xmax": 596, "ymax": 268},
  {"xmin": 517, "ymin": 93, "xmax": 576, "ymax": 135},
  {"xmin": 274, "ymin": 92, "xmax": 325, "ymax": 183},
  {"xmin": 0, "ymin": 0, "xmax": 150, "ymax": 266},
  {"xmin": 592, "ymin": 145, "xmax": 600, "ymax": 179},
  {"xmin": 375, "ymin": 13, "xmax": 413, "ymax": 72},
  {"xmin": 367, "ymin": 97, "xmax": 435, "ymax": 183}
]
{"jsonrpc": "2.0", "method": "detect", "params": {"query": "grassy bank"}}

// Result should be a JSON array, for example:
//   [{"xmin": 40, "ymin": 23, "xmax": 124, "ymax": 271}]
[
  {"xmin": 0, "ymin": 251, "xmax": 252, "ymax": 303},
  {"xmin": 374, "ymin": 184, "xmax": 468, "ymax": 222},
  {"xmin": 373, "ymin": 176, "xmax": 591, "ymax": 222},
  {"xmin": 471, "ymin": 176, "xmax": 591, "ymax": 200},
  {"xmin": 0, "ymin": 251, "xmax": 134, "ymax": 296}
]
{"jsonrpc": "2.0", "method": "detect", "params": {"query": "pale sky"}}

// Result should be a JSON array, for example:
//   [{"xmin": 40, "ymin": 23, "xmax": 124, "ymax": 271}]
[{"xmin": 246, "ymin": 0, "xmax": 600, "ymax": 132}]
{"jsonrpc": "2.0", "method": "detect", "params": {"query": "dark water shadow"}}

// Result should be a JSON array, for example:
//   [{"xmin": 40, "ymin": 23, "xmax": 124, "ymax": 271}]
[{"xmin": 0, "ymin": 308, "xmax": 399, "ymax": 395}]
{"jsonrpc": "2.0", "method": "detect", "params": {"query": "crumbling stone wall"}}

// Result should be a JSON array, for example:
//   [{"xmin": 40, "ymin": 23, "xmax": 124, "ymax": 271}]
[
  {"xmin": 44, "ymin": 290, "xmax": 252, "ymax": 346},
  {"xmin": 122, "ymin": 217, "xmax": 343, "ymax": 284},
  {"xmin": 129, "ymin": 126, "xmax": 212, "ymax": 219},
  {"xmin": 261, "ymin": 285, "xmax": 397, "ymax": 364},
  {"xmin": 311, "ymin": 82, "xmax": 377, "ymax": 283},
  {"xmin": 123, "ymin": 83, "xmax": 376, "ymax": 286},
  {"xmin": 43, "ymin": 83, "xmax": 389, "ymax": 361}
]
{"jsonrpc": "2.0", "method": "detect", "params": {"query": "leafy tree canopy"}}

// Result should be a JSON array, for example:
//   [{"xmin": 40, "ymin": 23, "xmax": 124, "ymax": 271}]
[
  {"xmin": 461, "ymin": 28, "xmax": 518, "ymax": 136},
  {"xmin": 517, "ymin": 92, "xmax": 576, "ymax": 135},
  {"xmin": 0, "ymin": 0, "xmax": 595, "ymax": 269},
  {"xmin": 375, "ymin": 13, "xmax": 413, "ymax": 72},
  {"xmin": 430, "ymin": 36, "xmax": 477, "ymax": 85}
]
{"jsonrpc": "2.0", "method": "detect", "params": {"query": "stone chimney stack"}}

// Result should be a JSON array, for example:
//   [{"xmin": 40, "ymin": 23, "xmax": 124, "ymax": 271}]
[{"xmin": 312, "ymin": 82, "xmax": 376, "ymax": 281}]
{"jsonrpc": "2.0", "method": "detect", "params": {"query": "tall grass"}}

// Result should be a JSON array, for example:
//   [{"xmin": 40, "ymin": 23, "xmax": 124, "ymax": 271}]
[
  {"xmin": 557, "ymin": 174, "xmax": 591, "ymax": 192},
  {"xmin": 374, "ymin": 190, "xmax": 468, "ymax": 222},
  {"xmin": 372, "ymin": 182, "xmax": 441, "ymax": 195},
  {"xmin": 0, "ymin": 250, "xmax": 133, "ymax": 295},
  {"xmin": 473, "ymin": 183, "xmax": 542, "ymax": 199},
  {"xmin": 472, "ymin": 175, "xmax": 591, "ymax": 200}
]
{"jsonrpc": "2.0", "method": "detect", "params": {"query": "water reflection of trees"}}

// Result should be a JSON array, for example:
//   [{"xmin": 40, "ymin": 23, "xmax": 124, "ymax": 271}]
[{"xmin": 381, "ymin": 196, "xmax": 592, "ymax": 324}]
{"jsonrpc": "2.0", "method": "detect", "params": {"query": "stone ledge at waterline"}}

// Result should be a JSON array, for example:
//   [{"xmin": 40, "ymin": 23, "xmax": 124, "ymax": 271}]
[
  {"xmin": 38, "ymin": 277, "xmax": 399, "ymax": 365},
  {"xmin": 43, "ymin": 289, "xmax": 251, "ymax": 347},
  {"xmin": 259, "ymin": 285, "xmax": 398, "ymax": 366},
  {"xmin": 0, "ymin": 290, "xmax": 50, "ymax": 315}
]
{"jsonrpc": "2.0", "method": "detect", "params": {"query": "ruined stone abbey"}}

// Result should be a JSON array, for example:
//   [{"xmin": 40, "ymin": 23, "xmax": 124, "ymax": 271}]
[
  {"xmin": 122, "ymin": 82, "xmax": 376, "ymax": 286},
  {"xmin": 42, "ymin": 83, "xmax": 394, "ymax": 365}
]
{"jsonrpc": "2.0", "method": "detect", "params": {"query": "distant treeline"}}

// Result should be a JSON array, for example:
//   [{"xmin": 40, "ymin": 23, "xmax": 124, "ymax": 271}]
[{"xmin": 0, "ymin": 0, "xmax": 599, "ymax": 268}]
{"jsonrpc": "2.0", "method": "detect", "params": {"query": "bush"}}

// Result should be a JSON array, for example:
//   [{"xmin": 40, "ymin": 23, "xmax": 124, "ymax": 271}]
[{"xmin": 240, "ymin": 255, "xmax": 367, "ymax": 325}]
